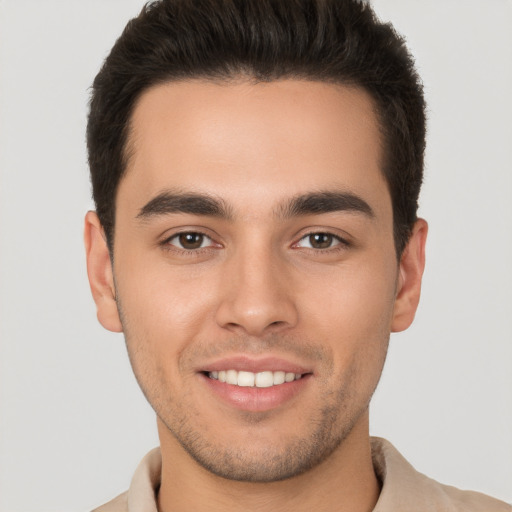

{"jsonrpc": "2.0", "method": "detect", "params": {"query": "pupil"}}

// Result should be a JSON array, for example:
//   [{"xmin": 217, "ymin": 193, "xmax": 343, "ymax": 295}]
[
  {"xmin": 310, "ymin": 233, "xmax": 332, "ymax": 249},
  {"xmin": 179, "ymin": 233, "xmax": 203, "ymax": 249}
]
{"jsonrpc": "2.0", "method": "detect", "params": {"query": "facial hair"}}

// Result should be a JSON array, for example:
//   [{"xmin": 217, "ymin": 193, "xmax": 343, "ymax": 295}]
[{"xmin": 118, "ymin": 297, "xmax": 388, "ymax": 483}]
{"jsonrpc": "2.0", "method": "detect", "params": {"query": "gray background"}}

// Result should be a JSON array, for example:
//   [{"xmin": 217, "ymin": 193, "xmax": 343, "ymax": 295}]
[{"xmin": 0, "ymin": 0, "xmax": 511, "ymax": 510}]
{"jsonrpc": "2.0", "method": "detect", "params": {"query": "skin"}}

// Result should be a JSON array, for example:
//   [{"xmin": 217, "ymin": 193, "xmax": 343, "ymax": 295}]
[{"xmin": 85, "ymin": 80, "xmax": 427, "ymax": 511}]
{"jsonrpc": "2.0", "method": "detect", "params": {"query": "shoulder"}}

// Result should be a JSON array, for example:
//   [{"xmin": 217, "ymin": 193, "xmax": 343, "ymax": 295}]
[
  {"xmin": 91, "ymin": 491, "xmax": 128, "ymax": 512},
  {"xmin": 437, "ymin": 484, "xmax": 511, "ymax": 512},
  {"xmin": 371, "ymin": 437, "xmax": 511, "ymax": 512},
  {"xmin": 90, "ymin": 447, "xmax": 161, "ymax": 512}
]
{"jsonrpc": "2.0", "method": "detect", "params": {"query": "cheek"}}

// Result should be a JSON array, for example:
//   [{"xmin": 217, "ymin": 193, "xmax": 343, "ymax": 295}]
[
  {"xmin": 303, "ymin": 258, "xmax": 397, "ymax": 333},
  {"xmin": 114, "ymin": 257, "xmax": 223, "ymax": 351},
  {"xmin": 300, "ymin": 259, "xmax": 396, "ymax": 378}
]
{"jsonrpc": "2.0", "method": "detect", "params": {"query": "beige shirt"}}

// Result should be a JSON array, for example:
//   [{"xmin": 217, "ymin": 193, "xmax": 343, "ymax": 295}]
[{"xmin": 93, "ymin": 438, "xmax": 511, "ymax": 512}]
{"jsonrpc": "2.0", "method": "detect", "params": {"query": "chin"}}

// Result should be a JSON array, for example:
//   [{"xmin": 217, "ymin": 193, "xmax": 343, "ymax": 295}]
[{"xmin": 160, "ymin": 399, "xmax": 361, "ymax": 483}]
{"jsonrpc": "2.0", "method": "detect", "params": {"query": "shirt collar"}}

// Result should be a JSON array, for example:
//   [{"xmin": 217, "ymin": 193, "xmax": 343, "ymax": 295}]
[{"xmin": 125, "ymin": 437, "xmax": 475, "ymax": 511}]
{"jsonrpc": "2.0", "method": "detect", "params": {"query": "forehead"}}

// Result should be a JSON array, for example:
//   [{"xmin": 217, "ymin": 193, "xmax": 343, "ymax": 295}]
[{"xmin": 121, "ymin": 79, "xmax": 389, "ymax": 219}]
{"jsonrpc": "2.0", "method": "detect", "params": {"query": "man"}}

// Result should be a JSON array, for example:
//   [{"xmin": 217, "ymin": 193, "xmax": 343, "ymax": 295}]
[{"xmin": 84, "ymin": 0, "xmax": 510, "ymax": 510}]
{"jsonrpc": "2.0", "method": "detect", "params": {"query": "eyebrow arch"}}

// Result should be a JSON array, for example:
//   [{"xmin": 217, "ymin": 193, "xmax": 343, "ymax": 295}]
[
  {"xmin": 137, "ymin": 191, "xmax": 232, "ymax": 220},
  {"xmin": 279, "ymin": 191, "xmax": 375, "ymax": 219}
]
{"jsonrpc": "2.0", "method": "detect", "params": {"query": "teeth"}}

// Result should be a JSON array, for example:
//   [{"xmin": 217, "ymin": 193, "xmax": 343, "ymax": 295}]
[
  {"xmin": 237, "ymin": 371, "xmax": 255, "ymax": 387},
  {"xmin": 273, "ymin": 371, "xmax": 285, "ymax": 385},
  {"xmin": 226, "ymin": 369, "xmax": 238, "ymax": 385},
  {"xmin": 209, "ymin": 370, "xmax": 303, "ymax": 387},
  {"xmin": 255, "ymin": 371, "xmax": 273, "ymax": 388}
]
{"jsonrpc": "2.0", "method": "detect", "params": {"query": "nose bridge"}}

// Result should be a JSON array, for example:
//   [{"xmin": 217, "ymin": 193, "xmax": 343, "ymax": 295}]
[{"xmin": 215, "ymin": 233, "xmax": 298, "ymax": 335}]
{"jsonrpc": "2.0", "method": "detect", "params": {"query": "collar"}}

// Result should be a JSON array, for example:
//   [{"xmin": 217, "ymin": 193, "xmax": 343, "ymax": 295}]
[{"xmin": 120, "ymin": 437, "xmax": 508, "ymax": 512}]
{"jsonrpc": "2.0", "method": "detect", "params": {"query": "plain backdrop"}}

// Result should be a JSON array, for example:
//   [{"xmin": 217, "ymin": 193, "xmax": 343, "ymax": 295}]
[{"xmin": 0, "ymin": 1, "xmax": 511, "ymax": 510}]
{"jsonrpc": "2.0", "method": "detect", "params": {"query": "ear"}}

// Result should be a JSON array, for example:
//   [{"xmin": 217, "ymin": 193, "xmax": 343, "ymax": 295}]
[
  {"xmin": 391, "ymin": 219, "xmax": 428, "ymax": 333},
  {"xmin": 84, "ymin": 211, "xmax": 123, "ymax": 333}
]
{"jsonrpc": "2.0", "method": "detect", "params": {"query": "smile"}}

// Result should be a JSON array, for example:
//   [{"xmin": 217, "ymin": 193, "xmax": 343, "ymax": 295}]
[{"xmin": 208, "ymin": 370, "xmax": 303, "ymax": 388}]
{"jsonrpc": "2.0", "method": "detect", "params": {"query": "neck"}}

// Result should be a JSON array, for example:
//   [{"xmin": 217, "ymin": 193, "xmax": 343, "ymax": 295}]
[{"xmin": 157, "ymin": 414, "xmax": 380, "ymax": 512}]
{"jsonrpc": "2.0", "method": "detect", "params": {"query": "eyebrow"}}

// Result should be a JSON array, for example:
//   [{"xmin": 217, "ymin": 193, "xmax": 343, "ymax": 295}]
[
  {"xmin": 136, "ymin": 190, "xmax": 374, "ymax": 221},
  {"xmin": 279, "ymin": 191, "xmax": 374, "ymax": 219},
  {"xmin": 137, "ymin": 191, "xmax": 232, "ymax": 220}
]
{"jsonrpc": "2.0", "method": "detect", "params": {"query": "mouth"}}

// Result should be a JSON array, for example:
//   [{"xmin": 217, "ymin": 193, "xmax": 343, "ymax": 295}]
[
  {"xmin": 207, "ymin": 370, "xmax": 304, "ymax": 388},
  {"xmin": 200, "ymin": 357, "xmax": 311, "ymax": 412},
  {"xmin": 198, "ymin": 355, "xmax": 312, "ymax": 411}
]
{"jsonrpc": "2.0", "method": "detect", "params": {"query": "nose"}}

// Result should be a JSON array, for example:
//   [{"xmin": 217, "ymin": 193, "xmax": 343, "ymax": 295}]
[{"xmin": 214, "ymin": 243, "xmax": 299, "ymax": 337}]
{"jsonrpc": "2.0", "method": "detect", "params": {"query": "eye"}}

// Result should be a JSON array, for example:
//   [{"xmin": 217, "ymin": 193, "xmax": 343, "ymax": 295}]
[
  {"xmin": 295, "ymin": 232, "xmax": 345, "ymax": 250},
  {"xmin": 167, "ymin": 232, "xmax": 213, "ymax": 250}
]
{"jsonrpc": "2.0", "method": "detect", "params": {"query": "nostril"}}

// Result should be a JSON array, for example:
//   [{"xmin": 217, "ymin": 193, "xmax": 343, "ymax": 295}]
[{"xmin": 215, "ymin": 295, "xmax": 299, "ymax": 336}]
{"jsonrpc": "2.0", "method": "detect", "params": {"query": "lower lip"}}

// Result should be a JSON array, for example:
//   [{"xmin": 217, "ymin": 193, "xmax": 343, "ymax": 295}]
[{"xmin": 200, "ymin": 373, "xmax": 311, "ymax": 412}]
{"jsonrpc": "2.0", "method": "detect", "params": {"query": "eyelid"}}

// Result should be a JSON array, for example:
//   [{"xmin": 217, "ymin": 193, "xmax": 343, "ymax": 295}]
[
  {"xmin": 160, "ymin": 228, "xmax": 222, "ymax": 252},
  {"xmin": 167, "ymin": 232, "xmax": 213, "ymax": 249},
  {"xmin": 292, "ymin": 230, "xmax": 352, "ymax": 250}
]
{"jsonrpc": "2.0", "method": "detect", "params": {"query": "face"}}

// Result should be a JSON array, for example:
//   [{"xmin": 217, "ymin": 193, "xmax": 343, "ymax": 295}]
[{"xmin": 86, "ymin": 79, "xmax": 426, "ymax": 482}]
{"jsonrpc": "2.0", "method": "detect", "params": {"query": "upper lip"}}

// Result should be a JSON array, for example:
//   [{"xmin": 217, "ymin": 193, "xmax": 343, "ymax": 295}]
[{"xmin": 198, "ymin": 355, "xmax": 312, "ymax": 375}]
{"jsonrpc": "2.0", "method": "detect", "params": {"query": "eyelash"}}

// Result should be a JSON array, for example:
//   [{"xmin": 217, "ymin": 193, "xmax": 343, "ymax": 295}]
[
  {"xmin": 161, "ymin": 230, "xmax": 218, "ymax": 255},
  {"xmin": 293, "ymin": 232, "xmax": 350, "ymax": 252},
  {"xmin": 161, "ymin": 230, "xmax": 350, "ymax": 255}
]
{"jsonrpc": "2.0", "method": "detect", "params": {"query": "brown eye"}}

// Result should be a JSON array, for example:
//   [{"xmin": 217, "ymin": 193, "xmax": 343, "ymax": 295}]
[
  {"xmin": 308, "ymin": 233, "xmax": 334, "ymax": 249},
  {"xmin": 168, "ymin": 232, "xmax": 210, "ymax": 250},
  {"xmin": 296, "ymin": 232, "xmax": 345, "ymax": 250}
]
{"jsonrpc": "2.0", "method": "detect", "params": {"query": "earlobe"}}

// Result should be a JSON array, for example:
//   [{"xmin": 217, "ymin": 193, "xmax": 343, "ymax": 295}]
[
  {"xmin": 84, "ymin": 211, "xmax": 123, "ymax": 333},
  {"xmin": 391, "ymin": 219, "xmax": 428, "ymax": 333}
]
